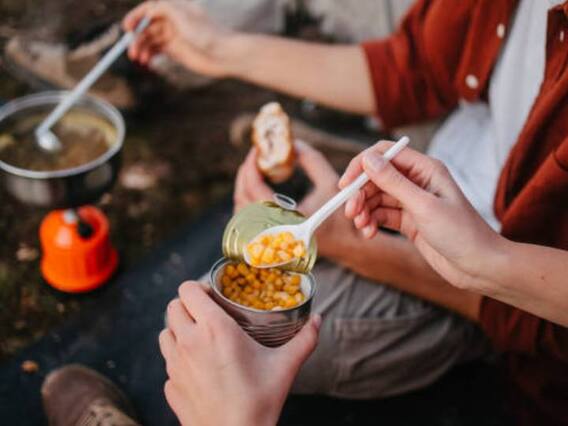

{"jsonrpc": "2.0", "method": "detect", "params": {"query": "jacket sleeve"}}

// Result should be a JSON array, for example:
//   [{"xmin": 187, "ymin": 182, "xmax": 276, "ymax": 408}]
[
  {"xmin": 361, "ymin": 0, "xmax": 475, "ymax": 130},
  {"xmin": 480, "ymin": 297, "xmax": 568, "ymax": 361}
]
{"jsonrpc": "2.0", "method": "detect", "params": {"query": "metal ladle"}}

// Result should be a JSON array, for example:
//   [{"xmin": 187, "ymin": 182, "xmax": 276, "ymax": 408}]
[{"xmin": 35, "ymin": 16, "xmax": 151, "ymax": 153}]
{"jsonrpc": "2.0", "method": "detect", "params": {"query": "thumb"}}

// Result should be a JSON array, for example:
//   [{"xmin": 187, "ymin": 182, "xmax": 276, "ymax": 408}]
[
  {"xmin": 362, "ymin": 150, "xmax": 424, "ymax": 211},
  {"xmin": 295, "ymin": 140, "xmax": 338, "ymax": 186},
  {"xmin": 276, "ymin": 315, "xmax": 321, "ymax": 371}
]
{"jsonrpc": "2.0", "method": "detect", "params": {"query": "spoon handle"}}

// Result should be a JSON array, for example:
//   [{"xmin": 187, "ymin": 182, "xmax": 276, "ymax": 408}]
[
  {"xmin": 304, "ymin": 136, "xmax": 410, "ymax": 236},
  {"xmin": 36, "ymin": 16, "xmax": 151, "ymax": 136}
]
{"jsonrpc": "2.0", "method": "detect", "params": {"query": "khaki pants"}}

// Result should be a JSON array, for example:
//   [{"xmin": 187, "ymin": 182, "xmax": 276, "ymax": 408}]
[{"xmin": 292, "ymin": 260, "xmax": 488, "ymax": 398}]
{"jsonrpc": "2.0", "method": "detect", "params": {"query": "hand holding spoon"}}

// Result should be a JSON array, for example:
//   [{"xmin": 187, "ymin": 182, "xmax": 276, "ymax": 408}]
[
  {"xmin": 34, "ymin": 16, "xmax": 151, "ymax": 152},
  {"xmin": 244, "ymin": 136, "xmax": 410, "ymax": 268}
]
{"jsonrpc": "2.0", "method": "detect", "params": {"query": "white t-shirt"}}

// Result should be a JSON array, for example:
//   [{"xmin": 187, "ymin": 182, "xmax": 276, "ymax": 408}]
[{"xmin": 427, "ymin": 0, "xmax": 561, "ymax": 230}]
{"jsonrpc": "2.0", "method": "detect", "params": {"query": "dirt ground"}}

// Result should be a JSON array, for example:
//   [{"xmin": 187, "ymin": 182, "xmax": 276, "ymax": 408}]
[
  {"xmin": 0, "ymin": 74, "xmax": 284, "ymax": 359},
  {"xmin": 0, "ymin": 6, "xmax": 293, "ymax": 357},
  {"xmin": 0, "ymin": 1, "xmax": 373, "ymax": 361}
]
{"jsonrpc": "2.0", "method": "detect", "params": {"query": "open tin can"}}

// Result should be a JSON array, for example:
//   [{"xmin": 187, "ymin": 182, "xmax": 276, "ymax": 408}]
[
  {"xmin": 222, "ymin": 195, "xmax": 317, "ymax": 273},
  {"xmin": 209, "ymin": 195, "xmax": 317, "ymax": 347},
  {"xmin": 209, "ymin": 258, "xmax": 316, "ymax": 347}
]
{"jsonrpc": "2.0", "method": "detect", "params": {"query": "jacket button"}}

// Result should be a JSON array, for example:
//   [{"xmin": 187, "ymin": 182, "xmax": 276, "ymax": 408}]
[
  {"xmin": 465, "ymin": 74, "xmax": 479, "ymax": 89},
  {"xmin": 497, "ymin": 23, "xmax": 506, "ymax": 38}
]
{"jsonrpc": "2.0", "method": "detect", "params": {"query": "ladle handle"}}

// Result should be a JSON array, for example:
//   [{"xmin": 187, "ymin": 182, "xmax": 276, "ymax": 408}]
[
  {"xmin": 304, "ymin": 136, "xmax": 410, "ymax": 236},
  {"xmin": 36, "ymin": 16, "xmax": 151, "ymax": 135}
]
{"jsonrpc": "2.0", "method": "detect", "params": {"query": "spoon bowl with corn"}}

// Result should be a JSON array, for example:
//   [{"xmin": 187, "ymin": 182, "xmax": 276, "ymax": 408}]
[{"xmin": 244, "ymin": 136, "xmax": 410, "ymax": 268}]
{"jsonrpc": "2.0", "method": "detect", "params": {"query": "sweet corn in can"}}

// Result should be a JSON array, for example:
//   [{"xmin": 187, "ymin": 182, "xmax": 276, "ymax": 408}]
[
  {"xmin": 222, "ymin": 196, "xmax": 317, "ymax": 274},
  {"xmin": 209, "ymin": 258, "xmax": 316, "ymax": 347}
]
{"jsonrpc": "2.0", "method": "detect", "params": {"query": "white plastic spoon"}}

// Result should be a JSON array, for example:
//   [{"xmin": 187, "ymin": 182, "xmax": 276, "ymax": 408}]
[
  {"xmin": 35, "ymin": 16, "xmax": 151, "ymax": 152},
  {"xmin": 244, "ymin": 136, "xmax": 410, "ymax": 268}
]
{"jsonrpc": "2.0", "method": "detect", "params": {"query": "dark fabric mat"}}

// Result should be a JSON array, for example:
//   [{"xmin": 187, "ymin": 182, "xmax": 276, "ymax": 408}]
[
  {"xmin": 0, "ymin": 198, "xmax": 231, "ymax": 425},
  {"xmin": 0, "ymin": 195, "xmax": 508, "ymax": 425},
  {"xmin": 279, "ymin": 361, "xmax": 510, "ymax": 426}
]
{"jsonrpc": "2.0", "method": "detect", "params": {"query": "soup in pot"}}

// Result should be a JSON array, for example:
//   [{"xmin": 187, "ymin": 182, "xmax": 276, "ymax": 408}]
[{"xmin": 0, "ymin": 109, "xmax": 117, "ymax": 172}]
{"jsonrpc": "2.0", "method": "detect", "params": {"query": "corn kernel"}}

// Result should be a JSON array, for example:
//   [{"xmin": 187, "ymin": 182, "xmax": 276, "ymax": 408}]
[
  {"xmin": 281, "ymin": 232, "xmax": 294, "ymax": 242},
  {"xmin": 248, "ymin": 243, "xmax": 264, "ymax": 259},
  {"xmin": 246, "ymin": 232, "xmax": 307, "ymax": 267},
  {"xmin": 289, "ymin": 275, "xmax": 301, "ymax": 286},
  {"xmin": 293, "ymin": 244, "xmax": 306, "ymax": 258},
  {"xmin": 284, "ymin": 285, "xmax": 297, "ymax": 296},
  {"xmin": 237, "ymin": 263, "xmax": 249, "ymax": 276},
  {"xmin": 219, "ymin": 262, "xmax": 306, "ymax": 311},
  {"xmin": 285, "ymin": 297, "xmax": 297, "ymax": 308},
  {"xmin": 260, "ymin": 247, "xmax": 275, "ymax": 264},
  {"xmin": 277, "ymin": 250, "xmax": 292, "ymax": 262},
  {"xmin": 271, "ymin": 238, "xmax": 283, "ymax": 249},
  {"xmin": 226, "ymin": 265, "xmax": 237, "ymax": 277}
]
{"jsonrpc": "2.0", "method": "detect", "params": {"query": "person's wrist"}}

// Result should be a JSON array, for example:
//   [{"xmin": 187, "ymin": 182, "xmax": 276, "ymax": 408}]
[
  {"xmin": 237, "ymin": 396, "xmax": 283, "ymax": 426},
  {"xmin": 245, "ymin": 408, "xmax": 280, "ymax": 426},
  {"xmin": 486, "ymin": 235, "xmax": 517, "ymax": 294},
  {"xmin": 214, "ymin": 31, "xmax": 254, "ymax": 79},
  {"xmin": 464, "ymin": 233, "xmax": 513, "ymax": 297}
]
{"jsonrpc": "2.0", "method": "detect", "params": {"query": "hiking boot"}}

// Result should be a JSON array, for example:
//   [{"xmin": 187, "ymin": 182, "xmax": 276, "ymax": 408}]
[
  {"xmin": 42, "ymin": 364, "xmax": 140, "ymax": 426},
  {"xmin": 4, "ymin": 25, "xmax": 137, "ymax": 110}
]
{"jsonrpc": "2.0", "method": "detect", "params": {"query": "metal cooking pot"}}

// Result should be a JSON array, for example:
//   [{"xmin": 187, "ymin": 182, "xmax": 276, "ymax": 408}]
[{"xmin": 0, "ymin": 92, "xmax": 124, "ymax": 209}]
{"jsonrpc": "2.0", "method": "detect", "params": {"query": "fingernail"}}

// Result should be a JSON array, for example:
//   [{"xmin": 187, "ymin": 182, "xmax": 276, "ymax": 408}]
[
  {"xmin": 363, "ymin": 152, "xmax": 386, "ymax": 173},
  {"xmin": 363, "ymin": 224, "xmax": 375, "ymax": 238},
  {"xmin": 312, "ymin": 314, "xmax": 322, "ymax": 330},
  {"xmin": 345, "ymin": 197, "xmax": 354, "ymax": 214},
  {"xmin": 295, "ymin": 139, "xmax": 307, "ymax": 150}
]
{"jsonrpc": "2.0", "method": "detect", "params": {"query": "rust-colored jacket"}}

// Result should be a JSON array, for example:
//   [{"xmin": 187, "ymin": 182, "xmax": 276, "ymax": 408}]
[{"xmin": 362, "ymin": 1, "xmax": 568, "ymax": 425}]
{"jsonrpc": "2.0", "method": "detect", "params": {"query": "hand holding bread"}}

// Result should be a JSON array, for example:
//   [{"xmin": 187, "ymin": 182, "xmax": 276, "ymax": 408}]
[{"xmin": 251, "ymin": 102, "xmax": 296, "ymax": 184}]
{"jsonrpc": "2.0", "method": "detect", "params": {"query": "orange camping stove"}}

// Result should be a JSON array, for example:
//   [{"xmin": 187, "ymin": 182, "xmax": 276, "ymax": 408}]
[{"xmin": 39, "ymin": 206, "xmax": 118, "ymax": 293}]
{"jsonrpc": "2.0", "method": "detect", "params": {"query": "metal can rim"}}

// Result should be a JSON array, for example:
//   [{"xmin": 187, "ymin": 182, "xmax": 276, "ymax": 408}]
[{"xmin": 209, "ymin": 258, "xmax": 316, "ymax": 315}]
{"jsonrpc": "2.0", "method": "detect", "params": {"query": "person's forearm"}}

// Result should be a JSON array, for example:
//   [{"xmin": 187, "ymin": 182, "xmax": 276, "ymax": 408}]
[
  {"xmin": 331, "ymin": 232, "xmax": 482, "ymax": 322},
  {"xmin": 218, "ymin": 33, "xmax": 375, "ymax": 115},
  {"xmin": 484, "ymin": 238, "xmax": 568, "ymax": 327}
]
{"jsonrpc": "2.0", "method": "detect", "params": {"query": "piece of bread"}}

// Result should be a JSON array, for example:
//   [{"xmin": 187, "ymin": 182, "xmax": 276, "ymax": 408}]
[{"xmin": 252, "ymin": 102, "xmax": 295, "ymax": 183}]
